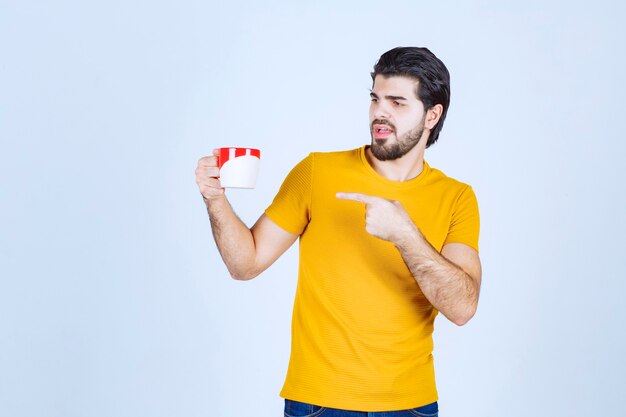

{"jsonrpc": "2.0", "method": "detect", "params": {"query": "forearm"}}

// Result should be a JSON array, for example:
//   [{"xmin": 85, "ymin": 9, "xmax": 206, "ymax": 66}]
[
  {"xmin": 395, "ymin": 228, "xmax": 479, "ymax": 326},
  {"xmin": 205, "ymin": 196, "xmax": 258, "ymax": 280}
]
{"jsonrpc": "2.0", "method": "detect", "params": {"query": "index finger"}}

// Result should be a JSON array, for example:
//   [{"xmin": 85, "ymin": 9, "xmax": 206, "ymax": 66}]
[
  {"xmin": 336, "ymin": 192, "xmax": 378, "ymax": 204},
  {"xmin": 197, "ymin": 155, "xmax": 219, "ymax": 167}
]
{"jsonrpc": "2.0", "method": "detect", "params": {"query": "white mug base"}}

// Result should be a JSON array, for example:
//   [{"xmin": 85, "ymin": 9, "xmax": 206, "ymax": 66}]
[{"xmin": 219, "ymin": 155, "xmax": 260, "ymax": 189}]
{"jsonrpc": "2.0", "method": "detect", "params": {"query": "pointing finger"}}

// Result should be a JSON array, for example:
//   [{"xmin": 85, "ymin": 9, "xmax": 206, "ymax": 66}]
[{"xmin": 336, "ymin": 192, "xmax": 377, "ymax": 204}]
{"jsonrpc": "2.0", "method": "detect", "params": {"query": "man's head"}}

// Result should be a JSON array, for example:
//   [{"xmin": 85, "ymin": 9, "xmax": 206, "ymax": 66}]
[{"xmin": 370, "ymin": 47, "xmax": 450, "ymax": 151}]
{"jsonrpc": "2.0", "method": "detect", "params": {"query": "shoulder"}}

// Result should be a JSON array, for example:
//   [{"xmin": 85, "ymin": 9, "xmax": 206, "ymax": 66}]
[
  {"xmin": 286, "ymin": 148, "xmax": 361, "ymax": 179},
  {"xmin": 426, "ymin": 164, "xmax": 476, "ymax": 199},
  {"xmin": 309, "ymin": 147, "xmax": 361, "ymax": 163},
  {"xmin": 299, "ymin": 147, "xmax": 363, "ymax": 174}
]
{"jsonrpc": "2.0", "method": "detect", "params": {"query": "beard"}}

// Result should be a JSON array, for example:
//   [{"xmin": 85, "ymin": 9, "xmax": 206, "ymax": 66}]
[{"xmin": 369, "ymin": 117, "xmax": 426, "ymax": 161}]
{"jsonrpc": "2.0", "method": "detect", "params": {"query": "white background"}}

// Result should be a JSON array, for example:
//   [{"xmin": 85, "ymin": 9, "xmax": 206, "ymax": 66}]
[{"xmin": 1, "ymin": 1, "xmax": 625, "ymax": 416}]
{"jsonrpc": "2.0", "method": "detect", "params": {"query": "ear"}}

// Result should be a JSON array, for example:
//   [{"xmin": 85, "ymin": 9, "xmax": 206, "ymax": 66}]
[{"xmin": 425, "ymin": 104, "xmax": 443, "ymax": 130}]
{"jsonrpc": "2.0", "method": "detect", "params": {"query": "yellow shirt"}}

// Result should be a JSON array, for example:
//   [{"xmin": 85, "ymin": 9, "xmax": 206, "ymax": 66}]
[{"xmin": 265, "ymin": 147, "xmax": 480, "ymax": 411}]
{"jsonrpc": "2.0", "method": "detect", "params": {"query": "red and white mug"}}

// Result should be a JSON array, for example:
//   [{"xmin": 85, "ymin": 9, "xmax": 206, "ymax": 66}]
[{"xmin": 217, "ymin": 147, "xmax": 261, "ymax": 189}]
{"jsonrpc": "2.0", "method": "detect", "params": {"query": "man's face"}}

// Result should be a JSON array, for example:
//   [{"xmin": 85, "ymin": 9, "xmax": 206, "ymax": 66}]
[{"xmin": 369, "ymin": 75, "xmax": 427, "ymax": 161}]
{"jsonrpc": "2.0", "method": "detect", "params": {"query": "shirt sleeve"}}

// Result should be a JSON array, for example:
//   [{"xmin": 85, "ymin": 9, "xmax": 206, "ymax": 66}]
[
  {"xmin": 443, "ymin": 185, "xmax": 480, "ymax": 252},
  {"xmin": 264, "ymin": 153, "xmax": 312, "ymax": 235}
]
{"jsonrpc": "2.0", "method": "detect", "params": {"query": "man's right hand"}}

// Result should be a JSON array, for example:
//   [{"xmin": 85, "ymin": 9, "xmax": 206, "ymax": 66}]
[
  {"xmin": 195, "ymin": 149, "xmax": 299, "ymax": 279},
  {"xmin": 195, "ymin": 149, "xmax": 225, "ymax": 202}
]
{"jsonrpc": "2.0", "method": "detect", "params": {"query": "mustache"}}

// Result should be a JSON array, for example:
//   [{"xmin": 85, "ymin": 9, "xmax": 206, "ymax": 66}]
[{"xmin": 371, "ymin": 119, "xmax": 396, "ymax": 130}]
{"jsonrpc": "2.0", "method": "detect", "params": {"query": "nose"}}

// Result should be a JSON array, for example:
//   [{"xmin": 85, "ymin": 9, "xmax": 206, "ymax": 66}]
[{"xmin": 370, "ymin": 100, "xmax": 390, "ymax": 120}]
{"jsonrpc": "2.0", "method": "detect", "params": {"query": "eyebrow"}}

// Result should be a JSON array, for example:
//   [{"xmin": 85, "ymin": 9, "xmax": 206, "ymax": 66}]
[{"xmin": 369, "ymin": 91, "xmax": 408, "ymax": 101}]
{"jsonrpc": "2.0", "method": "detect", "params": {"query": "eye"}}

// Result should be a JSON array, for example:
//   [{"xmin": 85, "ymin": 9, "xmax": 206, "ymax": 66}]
[
  {"xmin": 370, "ymin": 97, "xmax": 378, "ymax": 103},
  {"xmin": 393, "ymin": 100, "xmax": 403, "ymax": 107}
]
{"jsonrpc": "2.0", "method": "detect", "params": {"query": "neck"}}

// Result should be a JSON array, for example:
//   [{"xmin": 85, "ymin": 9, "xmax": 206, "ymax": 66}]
[{"xmin": 365, "ymin": 144, "xmax": 425, "ymax": 182}]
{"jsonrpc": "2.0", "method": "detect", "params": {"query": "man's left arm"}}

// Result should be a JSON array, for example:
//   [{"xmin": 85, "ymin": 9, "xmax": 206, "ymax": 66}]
[
  {"xmin": 397, "ymin": 238, "xmax": 481, "ymax": 326},
  {"xmin": 337, "ymin": 192, "xmax": 482, "ymax": 326}
]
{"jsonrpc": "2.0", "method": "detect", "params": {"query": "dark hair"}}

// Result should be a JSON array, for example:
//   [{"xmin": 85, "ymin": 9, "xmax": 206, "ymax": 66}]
[{"xmin": 371, "ymin": 47, "xmax": 450, "ymax": 148}]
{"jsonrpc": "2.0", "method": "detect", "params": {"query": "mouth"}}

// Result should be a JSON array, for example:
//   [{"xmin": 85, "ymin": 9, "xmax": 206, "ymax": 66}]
[{"xmin": 372, "ymin": 123, "xmax": 394, "ymax": 140}]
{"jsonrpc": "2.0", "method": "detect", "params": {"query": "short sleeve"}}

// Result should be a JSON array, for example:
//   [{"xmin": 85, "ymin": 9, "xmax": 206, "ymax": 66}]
[
  {"xmin": 443, "ymin": 185, "xmax": 480, "ymax": 252},
  {"xmin": 264, "ymin": 154, "xmax": 312, "ymax": 235}
]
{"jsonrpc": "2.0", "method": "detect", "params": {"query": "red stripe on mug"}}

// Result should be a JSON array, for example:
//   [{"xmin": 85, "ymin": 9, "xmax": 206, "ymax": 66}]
[
  {"xmin": 217, "ymin": 147, "xmax": 260, "ymax": 168},
  {"xmin": 218, "ymin": 148, "xmax": 231, "ymax": 168}
]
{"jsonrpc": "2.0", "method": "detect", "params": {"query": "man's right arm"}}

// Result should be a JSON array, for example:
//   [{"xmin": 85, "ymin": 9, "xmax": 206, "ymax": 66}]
[{"xmin": 196, "ymin": 151, "xmax": 298, "ymax": 280}]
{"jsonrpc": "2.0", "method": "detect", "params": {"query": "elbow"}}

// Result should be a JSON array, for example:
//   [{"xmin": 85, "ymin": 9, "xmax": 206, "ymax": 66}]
[
  {"xmin": 228, "ymin": 267, "xmax": 260, "ymax": 281},
  {"xmin": 225, "ymin": 257, "xmax": 264, "ymax": 280},
  {"xmin": 451, "ymin": 315, "xmax": 471, "ymax": 327},
  {"xmin": 450, "ymin": 305, "xmax": 477, "ymax": 327}
]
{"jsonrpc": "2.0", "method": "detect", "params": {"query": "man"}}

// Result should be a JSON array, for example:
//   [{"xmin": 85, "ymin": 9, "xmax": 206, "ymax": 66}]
[{"xmin": 195, "ymin": 47, "xmax": 481, "ymax": 416}]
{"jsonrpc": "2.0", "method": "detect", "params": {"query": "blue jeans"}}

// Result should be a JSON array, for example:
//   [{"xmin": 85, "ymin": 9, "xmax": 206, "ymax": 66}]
[{"xmin": 284, "ymin": 399, "xmax": 438, "ymax": 417}]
